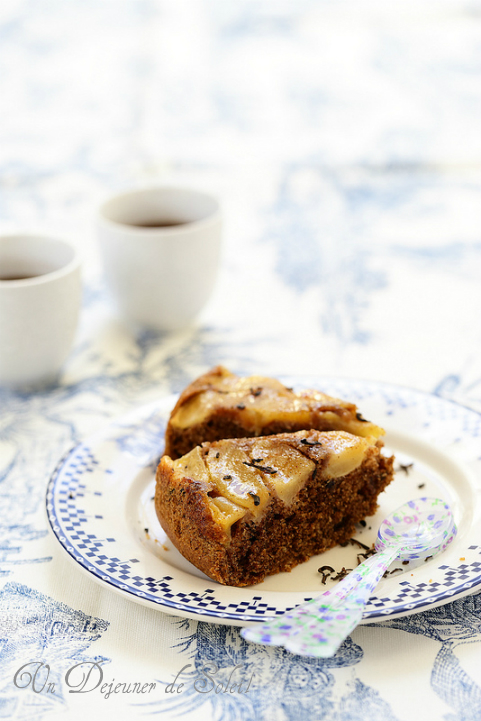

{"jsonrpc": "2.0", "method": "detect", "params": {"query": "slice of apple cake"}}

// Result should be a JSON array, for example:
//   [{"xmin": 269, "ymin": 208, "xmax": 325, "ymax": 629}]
[
  {"xmin": 155, "ymin": 430, "xmax": 394, "ymax": 587},
  {"xmin": 165, "ymin": 366, "xmax": 384, "ymax": 460}
]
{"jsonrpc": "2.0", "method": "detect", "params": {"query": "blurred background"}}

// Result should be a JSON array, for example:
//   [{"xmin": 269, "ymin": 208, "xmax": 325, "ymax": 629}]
[{"xmin": 1, "ymin": 0, "xmax": 481, "ymax": 404}]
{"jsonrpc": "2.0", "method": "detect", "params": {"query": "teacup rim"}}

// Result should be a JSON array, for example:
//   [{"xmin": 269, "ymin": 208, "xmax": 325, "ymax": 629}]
[
  {"xmin": 97, "ymin": 185, "xmax": 222, "ymax": 235},
  {"xmin": 0, "ymin": 234, "xmax": 81, "ymax": 287}
]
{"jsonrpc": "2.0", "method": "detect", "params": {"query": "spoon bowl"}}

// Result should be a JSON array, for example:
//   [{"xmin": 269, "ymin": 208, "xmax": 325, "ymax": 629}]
[{"xmin": 376, "ymin": 497, "xmax": 456, "ymax": 560}]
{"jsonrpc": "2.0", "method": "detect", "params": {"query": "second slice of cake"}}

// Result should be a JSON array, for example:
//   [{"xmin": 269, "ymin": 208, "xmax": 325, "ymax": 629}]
[
  {"xmin": 165, "ymin": 366, "xmax": 384, "ymax": 459},
  {"xmin": 155, "ymin": 430, "xmax": 394, "ymax": 587}
]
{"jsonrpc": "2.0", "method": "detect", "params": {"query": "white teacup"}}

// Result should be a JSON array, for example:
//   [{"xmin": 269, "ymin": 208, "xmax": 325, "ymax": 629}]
[
  {"xmin": 0, "ymin": 235, "xmax": 81, "ymax": 389},
  {"xmin": 97, "ymin": 187, "xmax": 222, "ymax": 332}
]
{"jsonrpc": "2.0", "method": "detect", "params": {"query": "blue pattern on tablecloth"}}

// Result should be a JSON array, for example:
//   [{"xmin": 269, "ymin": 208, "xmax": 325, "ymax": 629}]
[
  {"xmin": 0, "ymin": 582, "xmax": 109, "ymax": 720},
  {"xmin": 149, "ymin": 621, "xmax": 400, "ymax": 720}
]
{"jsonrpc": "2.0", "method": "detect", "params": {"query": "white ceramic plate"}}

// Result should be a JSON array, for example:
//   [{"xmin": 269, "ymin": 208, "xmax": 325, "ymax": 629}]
[{"xmin": 46, "ymin": 378, "xmax": 481, "ymax": 626}]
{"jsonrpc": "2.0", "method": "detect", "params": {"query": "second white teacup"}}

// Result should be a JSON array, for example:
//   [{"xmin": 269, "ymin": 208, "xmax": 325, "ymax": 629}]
[{"xmin": 97, "ymin": 187, "xmax": 222, "ymax": 332}]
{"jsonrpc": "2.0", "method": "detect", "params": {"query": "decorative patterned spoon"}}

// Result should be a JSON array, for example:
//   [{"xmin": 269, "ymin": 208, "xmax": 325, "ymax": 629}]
[{"xmin": 241, "ymin": 497, "xmax": 456, "ymax": 657}]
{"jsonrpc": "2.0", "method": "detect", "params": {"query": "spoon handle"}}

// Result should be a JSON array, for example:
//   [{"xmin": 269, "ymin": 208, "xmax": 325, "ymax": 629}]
[{"xmin": 241, "ymin": 544, "xmax": 402, "ymax": 657}]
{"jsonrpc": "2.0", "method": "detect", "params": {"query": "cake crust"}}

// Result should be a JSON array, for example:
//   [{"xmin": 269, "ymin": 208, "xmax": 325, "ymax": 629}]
[{"xmin": 155, "ymin": 430, "xmax": 394, "ymax": 587}]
